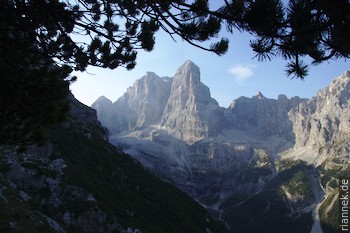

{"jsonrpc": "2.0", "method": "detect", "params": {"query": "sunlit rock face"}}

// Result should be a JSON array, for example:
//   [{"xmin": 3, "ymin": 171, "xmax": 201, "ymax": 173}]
[
  {"xmin": 227, "ymin": 92, "xmax": 305, "ymax": 141},
  {"xmin": 287, "ymin": 71, "xmax": 350, "ymax": 166},
  {"xmin": 92, "ymin": 72, "xmax": 172, "ymax": 135},
  {"xmin": 289, "ymin": 71, "xmax": 350, "ymax": 150},
  {"xmin": 160, "ymin": 60, "xmax": 227, "ymax": 143}
]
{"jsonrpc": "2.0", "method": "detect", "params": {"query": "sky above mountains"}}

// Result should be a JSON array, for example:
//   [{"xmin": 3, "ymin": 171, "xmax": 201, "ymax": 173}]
[{"xmin": 71, "ymin": 3, "xmax": 349, "ymax": 108}]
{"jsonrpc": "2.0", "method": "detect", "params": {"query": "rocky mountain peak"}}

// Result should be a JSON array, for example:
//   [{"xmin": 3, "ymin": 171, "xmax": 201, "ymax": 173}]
[
  {"xmin": 174, "ymin": 60, "xmax": 200, "ymax": 81},
  {"xmin": 94, "ymin": 95, "xmax": 112, "ymax": 104},
  {"xmin": 91, "ymin": 71, "xmax": 172, "ymax": 135},
  {"xmin": 160, "ymin": 61, "xmax": 226, "ymax": 143},
  {"xmin": 144, "ymin": 71, "xmax": 158, "ymax": 78},
  {"xmin": 130, "ymin": 71, "xmax": 160, "ymax": 97},
  {"xmin": 321, "ymin": 70, "xmax": 350, "ymax": 105},
  {"xmin": 253, "ymin": 91, "xmax": 266, "ymax": 99},
  {"xmin": 277, "ymin": 94, "xmax": 288, "ymax": 101},
  {"xmin": 169, "ymin": 60, "xmax": 201, "ymax": 100},
  {"xmin": 92, "ymin": 96, "xmax": 113, "ymax": 111},
  {"xmin": 135, "ymin": 71, "xmax": 171, "ymax": 90}
]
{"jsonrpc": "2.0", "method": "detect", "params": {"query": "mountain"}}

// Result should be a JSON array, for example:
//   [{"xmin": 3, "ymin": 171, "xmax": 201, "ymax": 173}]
[
  {"xmin": 93, "ymin": 60, "xmax": 226, "ymax": 143},
  {"xmin": 288, "ymin": 71, "xmax": 350, "ymax": 160},
  {"xmin": 93, "ymin": 61, "xmax": 349, "ymax": 233},
  {"xmin": 0, "ymin": 93, "xmax": 227, "ymax": 233},
  {"xmin": 92, "ymin": 72, "xmax": 172, "ymax": 135},
  {"xmin": 160, "ymin": 60, "xmax": 227, "ymax": 143},
  {"xmin": 286, "ymin": 70, "xmax": 350, "ymax": 232}
]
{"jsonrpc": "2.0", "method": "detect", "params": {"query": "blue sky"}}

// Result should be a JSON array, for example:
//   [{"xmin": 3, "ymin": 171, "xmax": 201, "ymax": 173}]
[{"xmin": 71, "ymin": 8, "xmax": 349, "ymax": 108}]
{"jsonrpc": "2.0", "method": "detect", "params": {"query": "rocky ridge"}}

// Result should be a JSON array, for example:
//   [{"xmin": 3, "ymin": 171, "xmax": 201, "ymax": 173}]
[
  {"xmin": 93, "ymin": 60, "xmax": 303, "ymax": 145},
  {"xmin": 227, "ymin": 93, "xmax": 306, "ymax": 141}
]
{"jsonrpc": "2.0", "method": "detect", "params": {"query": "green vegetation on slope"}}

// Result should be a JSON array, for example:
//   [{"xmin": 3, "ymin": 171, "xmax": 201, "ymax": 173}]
[
  {"xmin": 49, "ymin": 120, "xmax": 227, "ymax": 232},
  {"xmin": 0, "ymin": 104, "xmax": 227, "ymax": 232},
  {"xmin": 221, "ymin": 160, "xmax": 314, "ymax": 233},
  {"xmin": 319, "ymin": 188, "xmax": 340, "ymax": 233}
]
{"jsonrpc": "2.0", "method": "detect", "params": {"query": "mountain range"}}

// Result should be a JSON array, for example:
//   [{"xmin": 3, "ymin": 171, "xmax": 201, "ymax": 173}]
[{"xmin": 93, "ymin": 60, "xmax": 350, "ymax": 233}]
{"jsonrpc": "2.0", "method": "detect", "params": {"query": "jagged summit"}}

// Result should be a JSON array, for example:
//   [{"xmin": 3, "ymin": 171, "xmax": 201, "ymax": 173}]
[
  {"xmin": 325, "ymin": 70, "xmax": 350, "ymax": 97},
  {"xmin": 160, "ymin": 60, "xmax": 225, "ymax": 142},
  {"xmin": 341, "ymin": 70, "xmax": 350, "ymax": 77},
  {"xmin": 253, "ymin": 91, "xmax": 266, "ymax": 99},
  {"xmin": 144, "ymin": 71, "xmax": 159, "ymax": 79},
  {"xmin": 179, "ymin": 60, "xmax": 199, "ymax": 71},
  {"xmin": 94, "ymin": 95, "xmax": 112, "ymax": 103},
  {"xmin": 173, "ymin": 60, "xmax": 201, "ymax": 82}
]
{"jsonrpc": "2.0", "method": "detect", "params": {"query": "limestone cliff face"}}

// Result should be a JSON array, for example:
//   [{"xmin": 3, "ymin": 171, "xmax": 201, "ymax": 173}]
[
  {"xmin": 227, "ymin": 92, "xmax": 306, "ymax": 141},
  {"xmin": 160, "ymin": 60, "xmax": 226, "ymax": 143},
  {"xmin": 122, "ymin": 72, "xmax": 172, "ymax": 129},
  {"xmin": 289, "ymin": 71, "xmax": 350, "ymax": 150},
  {"xmin": 92, "ymin": 72, "xmax": 172, "ymax": 134}
]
